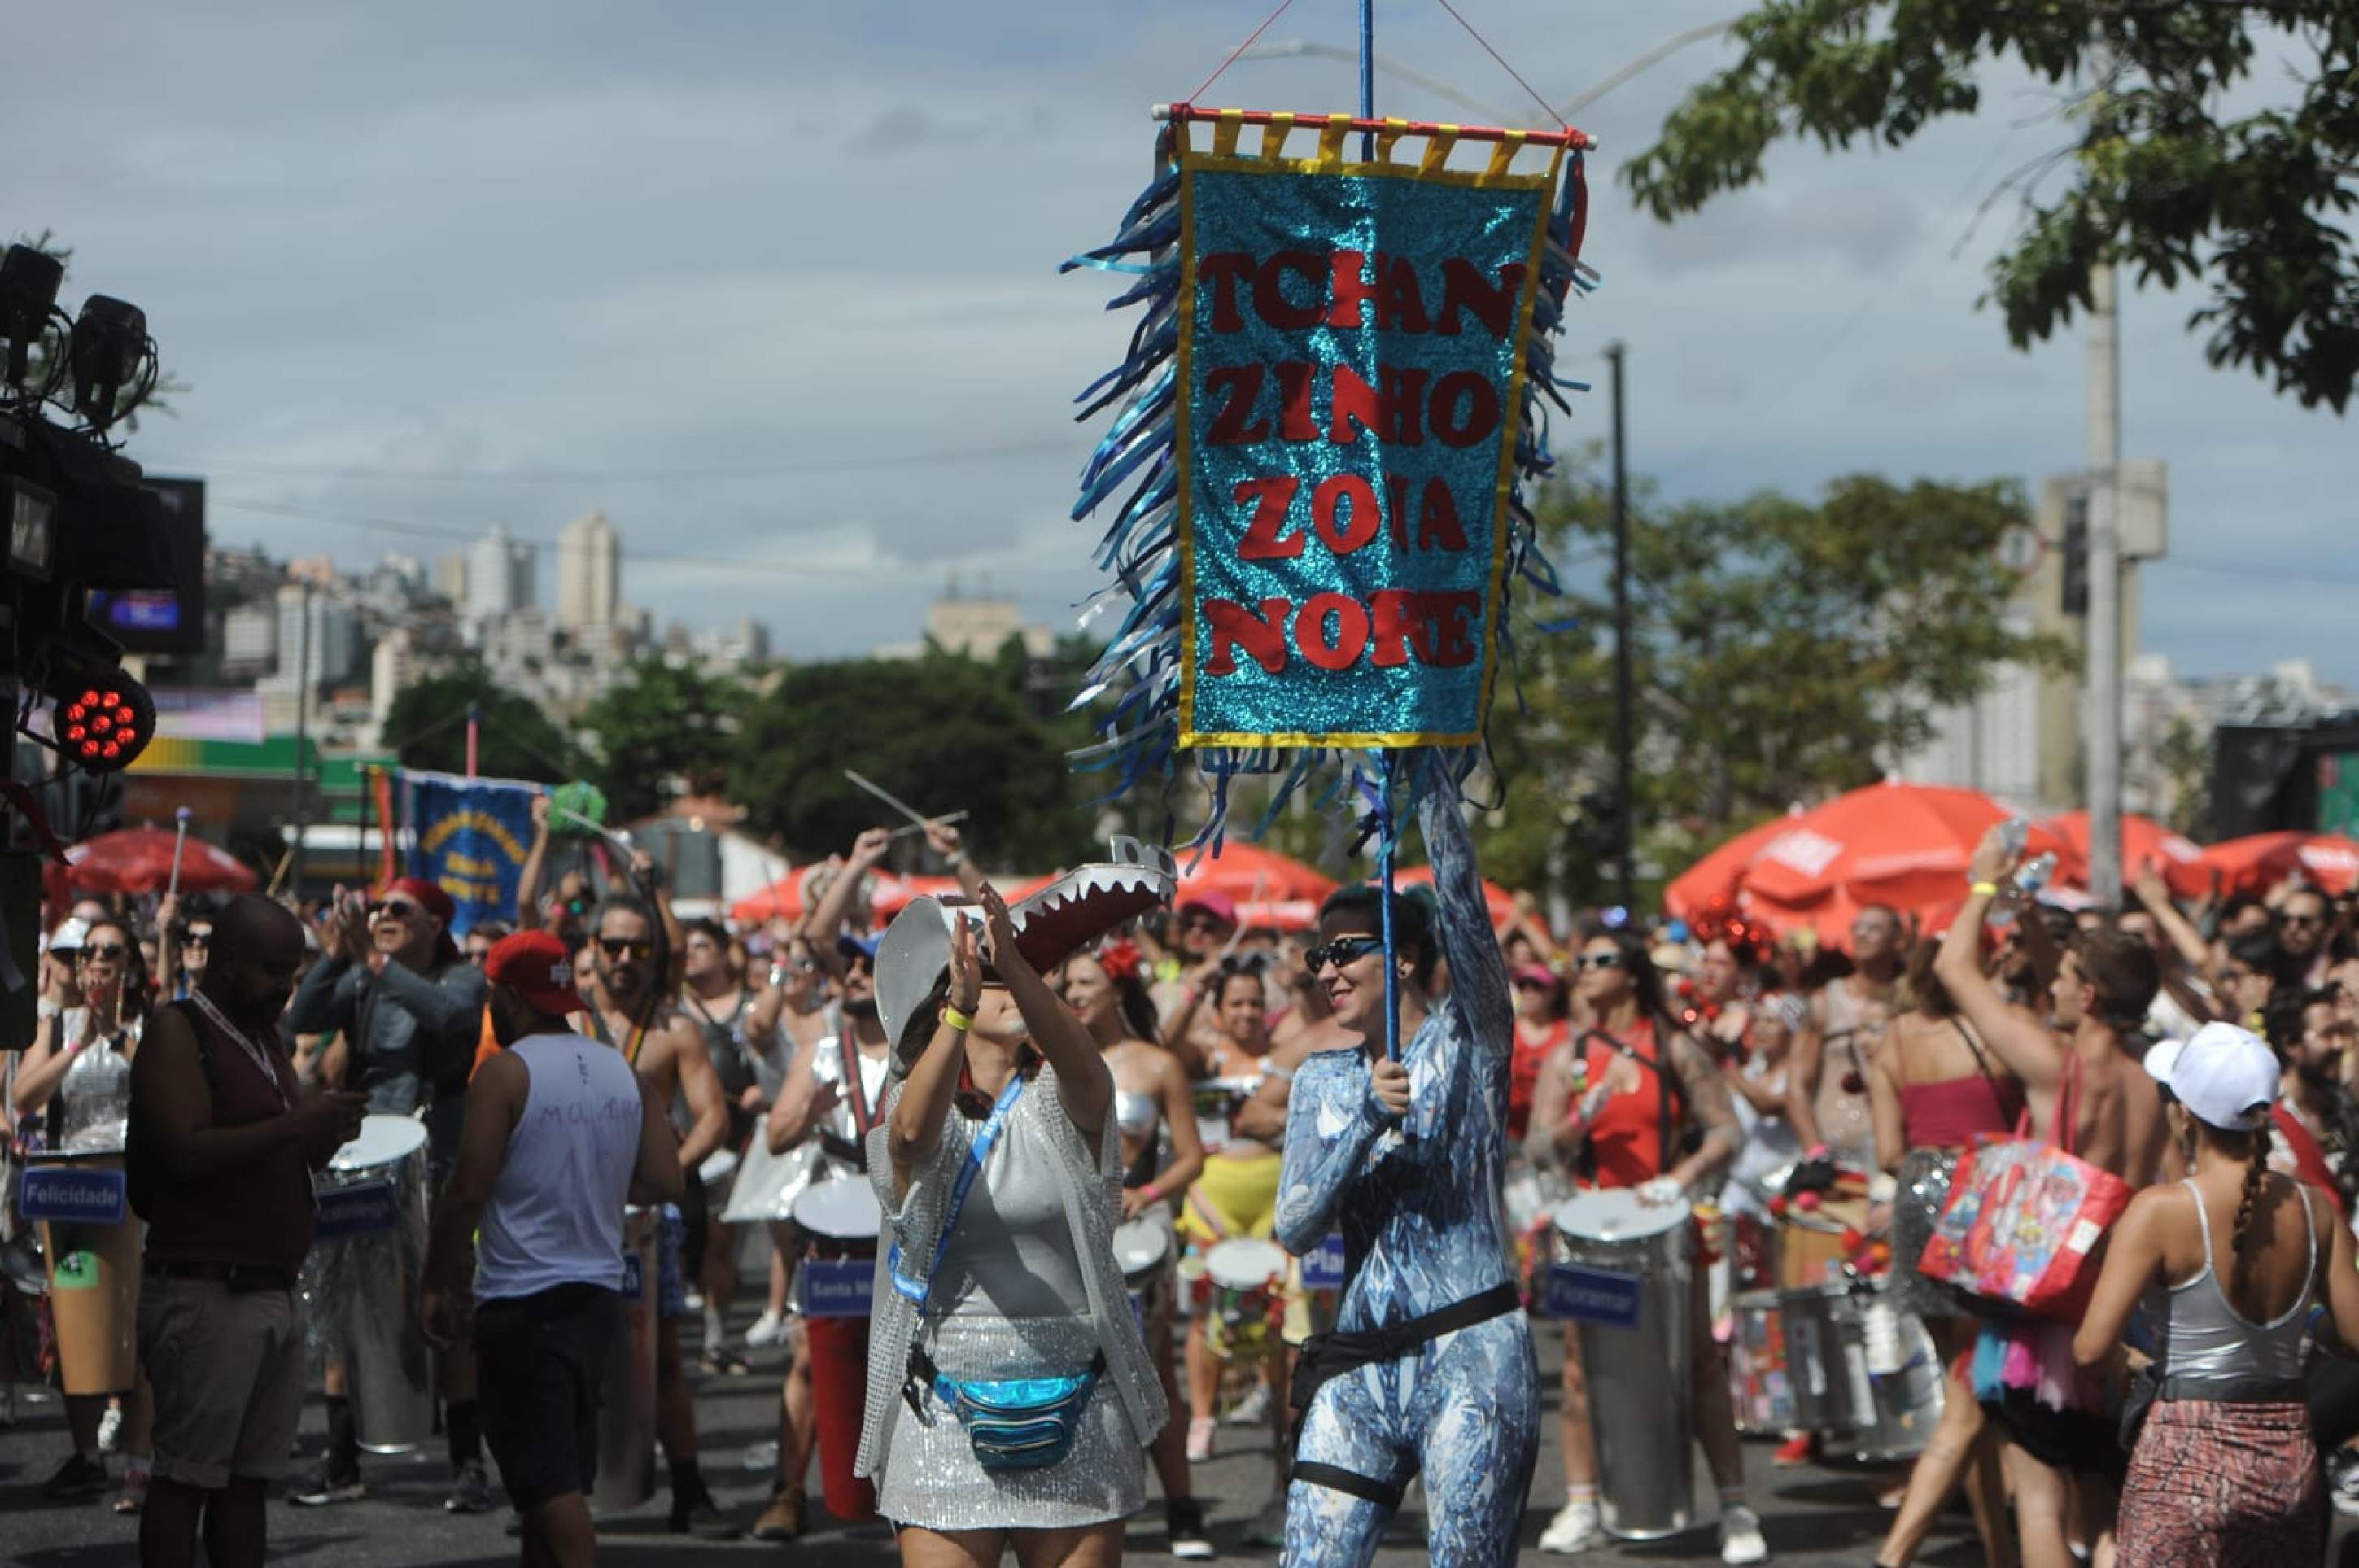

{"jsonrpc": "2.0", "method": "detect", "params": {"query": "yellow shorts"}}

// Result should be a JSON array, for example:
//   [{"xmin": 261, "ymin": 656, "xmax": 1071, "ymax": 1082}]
[{"xmin": 1177, "ymin": 1150, "xmax": 1282, "ymax": 1246}]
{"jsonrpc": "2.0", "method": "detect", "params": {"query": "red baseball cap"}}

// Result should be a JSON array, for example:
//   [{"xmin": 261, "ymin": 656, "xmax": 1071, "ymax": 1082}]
[{"xmin": 486, "ymin": 930, "xmax": 586, "ymax": 1017}]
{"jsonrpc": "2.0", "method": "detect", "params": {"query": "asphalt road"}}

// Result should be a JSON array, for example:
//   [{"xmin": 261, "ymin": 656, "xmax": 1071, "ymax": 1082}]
[{"xmin": 2, "ymin": 1297, "xmax": 1990, "ymax": 1567}]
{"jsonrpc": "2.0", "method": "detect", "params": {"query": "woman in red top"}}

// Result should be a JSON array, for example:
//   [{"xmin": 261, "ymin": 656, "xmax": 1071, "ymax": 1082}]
[
  {"xmin": 1509, "ymin": 963, "xmax": 1571, "ymax": 1142},
  {"xmin": 1527, "ymin": 927, "xmax": 1758, "ymax": 1561}
]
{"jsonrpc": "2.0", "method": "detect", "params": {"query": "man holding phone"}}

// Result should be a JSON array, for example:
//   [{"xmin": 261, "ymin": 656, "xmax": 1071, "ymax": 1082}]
[{"xmin": 129, "ymin": 896, "xmax": 369, "ymax": 1568}]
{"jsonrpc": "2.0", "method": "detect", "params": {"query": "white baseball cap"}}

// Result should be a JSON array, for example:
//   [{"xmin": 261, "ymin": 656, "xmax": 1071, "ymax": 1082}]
[{"xmin": 2143, "ymin": 1022, "xmax": 2280, "ymax": 1133}]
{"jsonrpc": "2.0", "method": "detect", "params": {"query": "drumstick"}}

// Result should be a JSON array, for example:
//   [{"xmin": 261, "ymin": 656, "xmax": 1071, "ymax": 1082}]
[
  {"xmin": 889, "ymin": 810, "xmax": 968, "ymax": 840},
  {"xmin": 555, "ymin": 805, "xmax": 636, "ymax": 856},
  {"xmin": 167, "ymin": 806, "xmax": 191, "ymax": 897},
  {"xmin": 844, "ymin": 769, "xmax": 960, "ymax": 833}
]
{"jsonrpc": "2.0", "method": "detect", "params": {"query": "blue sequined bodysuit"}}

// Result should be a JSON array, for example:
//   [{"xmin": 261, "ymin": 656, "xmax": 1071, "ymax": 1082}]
[{"xmin": 1274, "ymin": 768, "xmax": 1540, "ymax": 1566}]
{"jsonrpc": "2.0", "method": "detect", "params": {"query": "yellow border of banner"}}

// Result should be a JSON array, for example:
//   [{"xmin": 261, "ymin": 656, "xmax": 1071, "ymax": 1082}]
[{"xmin": 1173, "ymin": 128, "xmax": 1564, "ymax": 750}]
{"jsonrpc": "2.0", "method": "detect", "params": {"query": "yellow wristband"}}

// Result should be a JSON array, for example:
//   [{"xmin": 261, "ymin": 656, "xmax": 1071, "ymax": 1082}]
[
  {"xmin": 942, "ymin": 1005, "xmax": 974, "ymax": 1033},
  {"xmin": 1969, "ymin": 880, "xmax": 2000, "ymax": 898}
]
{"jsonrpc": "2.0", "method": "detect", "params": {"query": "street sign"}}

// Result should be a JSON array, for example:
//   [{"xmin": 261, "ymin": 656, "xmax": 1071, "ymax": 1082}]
[{"xmin": 1995, "ymin": 523, "xmax": 2044, "ymax": 576}]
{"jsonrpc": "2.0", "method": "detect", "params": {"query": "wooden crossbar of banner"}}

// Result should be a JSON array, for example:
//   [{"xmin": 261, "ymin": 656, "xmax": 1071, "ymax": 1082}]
[{"xmin": 1152, "ymin": 103, "xmax": 1596, "ymax": 151}]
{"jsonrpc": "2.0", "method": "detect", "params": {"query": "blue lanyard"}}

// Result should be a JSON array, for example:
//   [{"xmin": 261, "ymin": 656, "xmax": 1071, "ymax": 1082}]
[{"xmin": 888, "ymin": 1072, "xmax": 1027, "ymax": 1310}]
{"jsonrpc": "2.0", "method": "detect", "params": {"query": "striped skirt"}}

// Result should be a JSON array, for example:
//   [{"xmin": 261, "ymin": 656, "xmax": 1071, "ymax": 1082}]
[{"xmin": 2117, "ymin": 1398, "xmax": 2322, "ymax": 1567}]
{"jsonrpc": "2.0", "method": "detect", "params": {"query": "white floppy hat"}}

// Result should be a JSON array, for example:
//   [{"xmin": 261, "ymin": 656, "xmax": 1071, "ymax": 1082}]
[
  {"xmin": 876, "ymin": 836, "xmax": 1177, "ymax": 1072},
  {"xmin": 2143, "ymin": 1021, "xmax": 2280, "ymax": 1133}
]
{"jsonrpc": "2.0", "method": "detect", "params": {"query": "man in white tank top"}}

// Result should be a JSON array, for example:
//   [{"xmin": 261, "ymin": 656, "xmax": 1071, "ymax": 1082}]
[{"xmin": 422, "ymin": 932, "xmax": 683, "ymax": 1568}]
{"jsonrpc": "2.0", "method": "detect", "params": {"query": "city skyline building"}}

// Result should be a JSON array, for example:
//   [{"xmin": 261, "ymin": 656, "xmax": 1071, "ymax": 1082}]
[{"xmin": 556, "ymin": 509, "xmax": 621, "ymax": 631}]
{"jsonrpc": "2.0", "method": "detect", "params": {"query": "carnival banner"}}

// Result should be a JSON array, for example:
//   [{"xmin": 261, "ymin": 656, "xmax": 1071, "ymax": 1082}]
[
  {"xmin": 400, "ymin": 769, "xmax": 537, "ymax": 933},
  {"xmin": 1065, "ymin": 111, "xmax": 1591, "ymax": 835},
  {"xmin": 1181, "ymin": 127, "xmax": 1555, "ymax": 745}
]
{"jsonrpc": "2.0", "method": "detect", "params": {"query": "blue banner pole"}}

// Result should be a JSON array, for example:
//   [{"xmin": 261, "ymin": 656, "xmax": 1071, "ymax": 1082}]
[
  {"xmin": 1358, "ymin": 0, "xmax": 1376, "ymax": 159},
  {"xmin": 1378, "ymin": 750, "xmax": 1400, "ymax": 1063}
]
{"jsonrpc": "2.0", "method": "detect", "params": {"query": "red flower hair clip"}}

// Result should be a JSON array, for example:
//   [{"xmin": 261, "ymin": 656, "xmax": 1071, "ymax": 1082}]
[{"xmin": 1096, "ymin": 937, "xmax": 1144, "ymax": 985}]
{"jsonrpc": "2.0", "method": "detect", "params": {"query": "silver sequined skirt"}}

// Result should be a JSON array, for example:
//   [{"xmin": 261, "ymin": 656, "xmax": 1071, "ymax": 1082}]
[
  {"xmin": 1889, "ymin": 1147, "xmax": 1964, "ymax": 1321},
  {"xmin": 876, "ymin": 1312, "xmax": 1146, "ymax": 1531}
]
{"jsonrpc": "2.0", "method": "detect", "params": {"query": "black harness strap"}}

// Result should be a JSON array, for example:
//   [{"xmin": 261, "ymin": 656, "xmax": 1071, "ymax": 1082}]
[
  {"xmin": 1286, "ymin": 1282, "xmax": 1521, "ymax": 1505},
  {"xmin": 1292, "ymin": 1460, "xmax": 1406, "ymax": 1510}
]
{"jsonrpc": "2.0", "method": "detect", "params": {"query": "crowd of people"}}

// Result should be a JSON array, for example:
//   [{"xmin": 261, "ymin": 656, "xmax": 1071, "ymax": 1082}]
[{"xmin": 10, "ymin": 793, "xmax": 2359, "ymax": 1567}]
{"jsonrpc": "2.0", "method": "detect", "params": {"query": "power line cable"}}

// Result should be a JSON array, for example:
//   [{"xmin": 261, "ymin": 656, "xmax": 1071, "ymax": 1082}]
[{"xmin": 142, "ymin": 435, "xmax": 1076, "ymax": 485}]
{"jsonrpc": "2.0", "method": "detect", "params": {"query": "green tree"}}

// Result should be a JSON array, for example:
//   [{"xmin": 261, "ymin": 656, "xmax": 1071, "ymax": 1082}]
[
  {"xmin": 1624, "ymin": 2, "xmax": 2359, "ymax": 410},
  {"xmin": 577, "ymin": 656, "xmax": 749, "ymax": 823},
  {"xmin": 381, "ymin": 660, "xmax": 579, "ymax": 784},
  {"xmin": 731, "ymin": 652, "xmax": 1087, "ymax": 869},
  {"xmin": 2154, "ymin": 711, "xmax": 2216, "ymax": 841},
  {"xmin": 1482, "ymin": 458, "xmax": 2067, "ymax": 906}
]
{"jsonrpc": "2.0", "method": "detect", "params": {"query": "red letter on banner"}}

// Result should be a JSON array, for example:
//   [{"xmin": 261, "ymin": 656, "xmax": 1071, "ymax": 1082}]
[
  {"xmin": 1295, "ymin": 594, "xmax": 1370, "ymax": 671},
  {"xmin": 1199, "ymin": 253, "xmax": 1253, "ymax": 332},
  {"xmin": 1311, "ymin": 476, "xmax": 1379, "ymax": 554},
  {"xmin": 1234, "ymin": 477, "xmax": 1304, "ymax": 560},
  {"xmin": 1204, "ymin": 599, "xmax": 1293, "ymax": 675},
  {"xmin": 1254, "ymin": 252, "xmax": 1326, "ymax": 330}
]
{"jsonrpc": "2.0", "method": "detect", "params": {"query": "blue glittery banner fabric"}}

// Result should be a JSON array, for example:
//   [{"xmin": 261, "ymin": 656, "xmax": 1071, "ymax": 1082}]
[
  {"xmin": 1060, "ymin": 120, "xmax": 1593, "ymax": 844},
  {"xmin": 1177, "ymin": 153, "xmax": 1549, "ymax": 747}
]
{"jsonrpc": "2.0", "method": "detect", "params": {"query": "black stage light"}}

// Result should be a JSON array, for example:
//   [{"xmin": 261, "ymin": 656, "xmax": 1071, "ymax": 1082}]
[
  {"xmin": 0, "ymin": 245, "xmax": 63, "ymax": 387},
  {"xmin": 68, "ymin": 295, "xmax": 153, "ymax": 430}
]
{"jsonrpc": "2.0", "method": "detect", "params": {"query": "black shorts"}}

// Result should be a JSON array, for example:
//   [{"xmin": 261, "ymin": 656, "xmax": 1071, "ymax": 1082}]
[{"xmin": 474, "ymin": 1283, "xmax": 620, "ymax": 1509}]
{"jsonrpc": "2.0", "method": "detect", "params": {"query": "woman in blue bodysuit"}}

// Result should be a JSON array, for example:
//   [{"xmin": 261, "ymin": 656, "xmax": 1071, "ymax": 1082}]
[{"xmin": 1275, "ymin": 760, "xmax": 1538, "ymax": 1567}]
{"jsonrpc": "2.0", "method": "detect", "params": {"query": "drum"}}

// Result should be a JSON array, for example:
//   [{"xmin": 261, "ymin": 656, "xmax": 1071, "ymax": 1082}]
[
  {"xmin": 792, "ymin": 1177, "xmax": 880, "ymax": 1527},
  {"xmin": 1191, "ymin": 1077, "xmax": 1260, "ymax": 1154},
  {"xmin": 1728, "ymin": 1290, "xmax": 1794, "ymax": 1436},
  {"xmin": 23, "ymin": 1151, "xmax": 141, "ymax": 1396},
  {"xmin": 1553, "ymin": 1190, "xmax": 1696, "ymax": 1541},
  {"xmin": 1785, "ymin": 1282, "xmax": 1943, "ymax": 1462},
  {"xmin": 596, "ymin": 1205, "xmax": 662, "ymax": 1509},
  {"xmin": 311, "ymin": 1115, "xmax": 434, "ymax": 1452},
  {"xmin": 1112, "ymin": 1217, "xmax": 1169, "ymax": 1330},
  {"xmin": 1203, "ymin": 1238, "xmax": 1287, "ymax": 1361}
]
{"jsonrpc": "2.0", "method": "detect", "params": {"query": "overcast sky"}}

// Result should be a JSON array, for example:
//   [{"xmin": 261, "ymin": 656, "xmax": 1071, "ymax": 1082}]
[{"xmin": 15, "ymin": 2, "xmax": 2351, "ymax": 683}]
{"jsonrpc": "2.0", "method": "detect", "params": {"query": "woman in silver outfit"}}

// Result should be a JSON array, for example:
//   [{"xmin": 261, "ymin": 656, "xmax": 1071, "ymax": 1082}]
[{"xmin": 856, "ymin": 880, "xmax": 1167, "ymax": 1566}]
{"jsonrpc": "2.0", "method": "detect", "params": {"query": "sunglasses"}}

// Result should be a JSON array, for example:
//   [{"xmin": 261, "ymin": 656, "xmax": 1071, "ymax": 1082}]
[
  {"xmin": 1180, "ymin": 914, "xmax": 1230, "ymax": 933},
  {"xmin": 367, "ymin": 898, "xmax": 422, "ymax": 920},
  {"xmin": 183, "ymin": 930, "xmax": 211, "ymax": 948},
  {"xmin": 2281, "ymin": 912, "xmax": 2325, "ymax": 927},
  {"xmin": 1573, "ymin": 952, "xmax": 1627, "ymax": 972},
  {"xmin": 1514, "ymin": 978, "xmax": 1556, "ymax": 993},
  {"xmin": 598, "ymin": 938, "xmax": 654, "ymax": 961},
  {"xmin": 1304, "ymin": 937, "xmax": 1384, "ymax": 975},
  {"xmin": 81, "ymin": 943, "xmax": 129, "ymax": 962}
]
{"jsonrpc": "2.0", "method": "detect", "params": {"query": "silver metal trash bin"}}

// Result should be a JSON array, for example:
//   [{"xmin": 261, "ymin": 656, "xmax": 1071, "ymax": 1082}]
[
  {"xmin": 596, "ymin": 1205, "xmax": 662, "ymax": 1510},
  {"xmin": 308, "ymin": 1115, "xmax": 436, "ymax": 1453},
  {"xmin": 1552, "ymin": 1189, "xmax": 1696, "ymax": 1540}
]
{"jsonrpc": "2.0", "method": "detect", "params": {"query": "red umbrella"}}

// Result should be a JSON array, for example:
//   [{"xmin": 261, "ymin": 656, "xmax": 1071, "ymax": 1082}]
[
  {"xmin": 1676, "ymin": 782, "xmax": 2076, "ymax": 946},
  {"xmin": 1664, "ymin": 813, "xmax": 1799, "ymax": 922},
  {"xmin": 2046, "ymin": 810, "xmax": 2209, "ymax": 898},
  {"xmin": 2204, "ymin": 832, "xmax": 2359, "ymax": 896},
  {"xmin": 65, "ymin": 826, "xmax": 257, "ymax": 895},
  {"xmin": 1177, "ymin": 841, "xmax": 1337, "ymax": 909}
]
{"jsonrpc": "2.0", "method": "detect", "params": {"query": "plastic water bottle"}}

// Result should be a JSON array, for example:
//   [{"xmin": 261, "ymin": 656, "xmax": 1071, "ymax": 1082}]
[
  {"xmin": 1863, "ymin": 1299, "xmax": 1903, "ymax": 1376},
  {"xmin": 1986, "ymin": 851, "xmax": 2057, "ymax": 931}
]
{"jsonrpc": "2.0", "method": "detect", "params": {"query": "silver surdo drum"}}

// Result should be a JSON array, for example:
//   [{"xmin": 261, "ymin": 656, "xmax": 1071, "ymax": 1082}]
[{"xmin": 304, "ymin": 1114, "xmax": 435, "ymax": 1452}]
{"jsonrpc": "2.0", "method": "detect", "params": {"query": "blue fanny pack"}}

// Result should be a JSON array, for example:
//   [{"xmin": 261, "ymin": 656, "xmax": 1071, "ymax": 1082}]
[{"xmin": 889, "ymin": 1075, "xmax": 1105, "ymax": 1473}]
